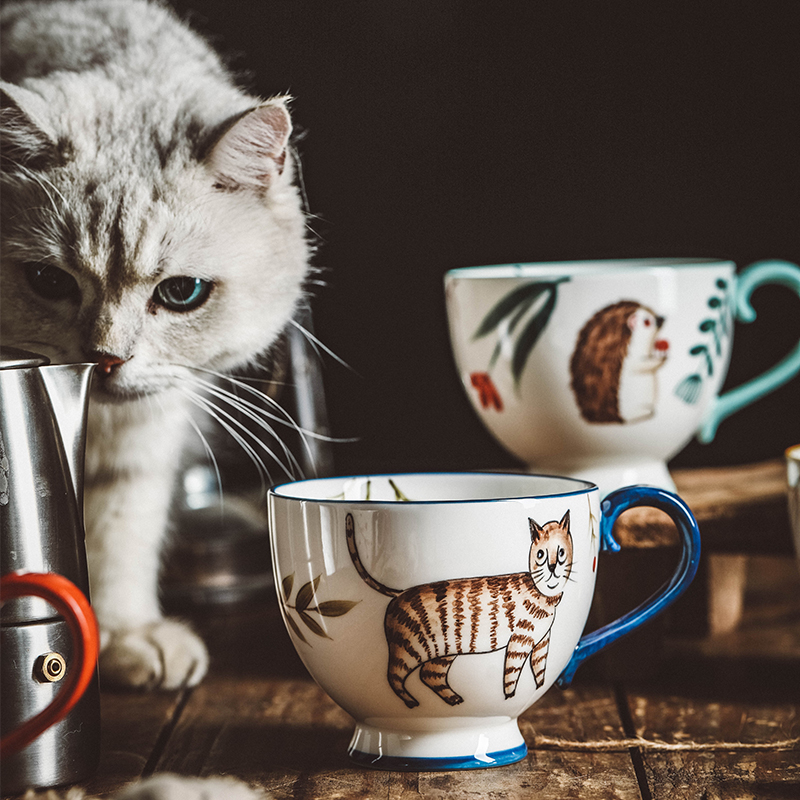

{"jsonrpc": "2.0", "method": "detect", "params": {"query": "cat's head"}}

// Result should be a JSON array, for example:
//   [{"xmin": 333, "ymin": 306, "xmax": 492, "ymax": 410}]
[
  {"xmin": 0, "ymin": 82, "xmax": 309, "ymax": 403},
  {"xmin": 528, "ymin": 511, "xmax": 573, "ymax": 597}
]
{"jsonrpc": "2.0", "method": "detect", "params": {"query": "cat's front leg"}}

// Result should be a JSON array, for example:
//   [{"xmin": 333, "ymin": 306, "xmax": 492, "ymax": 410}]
[
  {"xmin": 84, "ymin": 400, "xmax": 209, "ymax": 691},
  {"xmin": 20, "ymin": 773, "xmax": 269, "ymax": 799},
  {"xmin": 114, "ymin": 774, "xmax": 269, "ymax": 800},
  {"xmin": 528, "ymin": 629, "xmax": 552, "ymax": 690},
  {"xmin": 503, "ymin": 631, "xmax": 538, "ymax": 697}
]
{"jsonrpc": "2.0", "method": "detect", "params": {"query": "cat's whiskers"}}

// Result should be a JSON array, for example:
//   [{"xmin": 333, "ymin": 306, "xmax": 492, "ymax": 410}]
[
  {"xmin": 14, "ymin": 164, "xmax": 70, "ymax": 215},
  {"xmin": 179, "ymin": 406, "xmax": 225, "ymax": 508},
  {"xmin": 180, "ymin": 375, "xmax": 305, "ymax": 477},
  {"xmin": 287, "ymin": 317, "xmax": 356, "ymax": 374},
  {"xmin": 182, "ymin": 378, "xmax": 304, "ymax": 479},
  {"xmin": 183, "ymin": 363, "xmax": 355, "ymax": 465},
  {"xmin": 177, "ymin": 385, "xmax": 298, "ymax": 487}
]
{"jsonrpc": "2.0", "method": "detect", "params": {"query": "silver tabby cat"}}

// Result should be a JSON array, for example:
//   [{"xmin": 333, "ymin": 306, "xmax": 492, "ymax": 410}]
[{"xmin": 0, "ymin": 0, "xmax": 310, "ymax": 696}]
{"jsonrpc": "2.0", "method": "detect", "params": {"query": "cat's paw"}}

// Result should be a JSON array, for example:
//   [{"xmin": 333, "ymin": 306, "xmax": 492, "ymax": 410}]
[
  {"xmin": 100, "ymin": 620, "xmax": 209, "ymax": 690},
  {"xmin": 115, "ymin": 774, "xmax": 268, "ymax": 800}
]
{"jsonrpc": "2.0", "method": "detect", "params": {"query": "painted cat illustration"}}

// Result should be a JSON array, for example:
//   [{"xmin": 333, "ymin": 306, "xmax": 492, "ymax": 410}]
[
  {"xmin": 344, "ymin": 511, "xmax": 573, "ymax": 709},
  {"xmin": 570, "ymin": 301, "xmax": 669, "ymax": 423}
]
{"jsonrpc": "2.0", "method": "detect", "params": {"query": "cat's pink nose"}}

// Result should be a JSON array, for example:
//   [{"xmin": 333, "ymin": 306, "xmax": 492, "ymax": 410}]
[{"xmin": 94, "ymin": 353, "xmax": 125, "ymax": 375}]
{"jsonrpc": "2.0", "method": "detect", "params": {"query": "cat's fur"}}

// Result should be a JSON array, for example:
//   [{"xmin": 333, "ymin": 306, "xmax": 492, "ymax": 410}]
[
  {"xmin": 0, "ymin": 0, "xmax": 310, "ymax": 695},
  {"xmin": 23, "ymin": 774, "xmax": 269, "ymax": 800},
  {"xmin": 345, "ymin": 511, "xmax": 573, "ymax": 709}
]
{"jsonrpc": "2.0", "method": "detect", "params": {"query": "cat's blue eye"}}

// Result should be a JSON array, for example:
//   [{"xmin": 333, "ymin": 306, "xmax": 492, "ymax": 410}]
[
  {"xmin": 536, "ymin": 549, "xmax": 545, "ymax": 562},
  {"xmin": 557, "ymin": 547, "xmax": 566, "ymax": 563},
  {"xmin": 152, "ymin": 276, "xmax": 212, "ymax": 312},
  {"xmin": 24, "ymin": 263, "xmax": 80, "ymax": 303}
]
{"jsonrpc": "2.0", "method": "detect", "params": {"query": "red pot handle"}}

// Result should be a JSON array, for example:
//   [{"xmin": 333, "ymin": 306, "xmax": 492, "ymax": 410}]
[{"xmin": 0, "ymin": 572, "xmax": 100, "ymax": 758}]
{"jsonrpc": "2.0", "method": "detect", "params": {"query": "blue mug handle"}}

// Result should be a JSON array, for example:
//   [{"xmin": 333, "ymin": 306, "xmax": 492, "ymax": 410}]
[
  {"xmin": 557, "ymin": 485, "xmax": 701, "ymax": 687},
  {"xmin": 699, "ymin": 259, "xmax": 800, "ymax": 443}
]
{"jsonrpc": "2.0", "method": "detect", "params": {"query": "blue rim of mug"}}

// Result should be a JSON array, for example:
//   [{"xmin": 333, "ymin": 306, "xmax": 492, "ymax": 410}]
[
  {"xmin": 445, "ymin": 258, "xmax": 736, "ymax": 280},
  {"xmin": 348, "ymin": 742, "xmax": 528, "ymax": 771},
  {"xmin": 269, "ymin": 471, "xmax": 598, "ymax": 504}
]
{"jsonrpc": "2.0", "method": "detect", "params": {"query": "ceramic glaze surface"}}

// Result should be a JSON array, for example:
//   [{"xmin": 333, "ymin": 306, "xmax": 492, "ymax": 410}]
[
  {"xmin": 787, "ymin": 445, "xmax": 800, "ymax": 564},
  {"xmin": 445, "ymin": 259, "xmax": 800, "ymax": 496},
  {"xmin": 268, "ymin": 473, "xmax": 700, "ymax": 770}
]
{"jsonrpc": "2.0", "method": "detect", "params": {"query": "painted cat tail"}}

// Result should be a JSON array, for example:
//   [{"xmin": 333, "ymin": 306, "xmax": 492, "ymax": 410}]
[{"xmin": 345, "ymin": 513, "xmax": 402, "ymax": 597}]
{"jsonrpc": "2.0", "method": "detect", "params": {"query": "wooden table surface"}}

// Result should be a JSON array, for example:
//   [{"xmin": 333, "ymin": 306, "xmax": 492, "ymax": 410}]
[{"xmin": 72, "ymin": 554, "xmax": 800, "ymax": 799}]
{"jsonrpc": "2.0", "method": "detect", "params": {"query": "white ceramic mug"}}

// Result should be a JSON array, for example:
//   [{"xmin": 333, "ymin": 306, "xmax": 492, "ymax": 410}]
[
  {"xmin": 445, "ymin": 259, "xmax": 800, "ymax": 495},
  {"xmin": 268, "ymin": 472, "xmax": 700, "ymax": 770},
  {"xmin": 787, "ymin": 445, "xmax": 800, "ymax": 563}
]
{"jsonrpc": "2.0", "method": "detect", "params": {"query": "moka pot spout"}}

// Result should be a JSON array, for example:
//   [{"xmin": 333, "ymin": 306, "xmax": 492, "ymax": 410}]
[{"xmin": 38, "ymin": 362, "xmax": 96, "ymax": 509}]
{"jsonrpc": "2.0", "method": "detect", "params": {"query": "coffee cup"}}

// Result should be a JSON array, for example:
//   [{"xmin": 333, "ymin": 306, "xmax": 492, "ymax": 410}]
[
  {"xmin": 268, "ymin": 472, "xmax": 700, "ymax": 770},
  {"xmin": 445, "ymin": 259, "xmax": 800, "ymax": 495}
]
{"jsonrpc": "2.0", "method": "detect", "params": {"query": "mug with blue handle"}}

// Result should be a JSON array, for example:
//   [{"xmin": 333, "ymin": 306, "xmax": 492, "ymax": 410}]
[
  {"xmin": 268, "ymin": 472, "xmax": 700, "ymax": 770},
  {"xmin": 445, "ymin": 258, "xmax": 800, "ymax": 497}
]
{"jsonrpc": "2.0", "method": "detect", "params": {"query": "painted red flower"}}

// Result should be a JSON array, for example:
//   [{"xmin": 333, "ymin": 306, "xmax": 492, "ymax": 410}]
[{"xmin": 470, "ymin": 372, "xmax": 504, "ymax": 411}]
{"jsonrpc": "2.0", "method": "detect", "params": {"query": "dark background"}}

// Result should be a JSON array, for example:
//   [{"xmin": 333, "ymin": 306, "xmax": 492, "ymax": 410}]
[{"xmin": 172, "ymin": 0, "xmax": 800, "ymax": 479}]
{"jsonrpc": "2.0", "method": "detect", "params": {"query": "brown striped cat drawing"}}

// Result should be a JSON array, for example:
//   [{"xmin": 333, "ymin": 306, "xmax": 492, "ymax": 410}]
[{"xmin": 344, "ymin": 511, "xmax": 573, "ymax": 709}]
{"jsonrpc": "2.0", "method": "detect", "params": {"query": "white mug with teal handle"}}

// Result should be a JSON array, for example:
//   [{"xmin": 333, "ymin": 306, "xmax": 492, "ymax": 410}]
[{"xmin": 445, "ymin": 259, "xmax": 800, "ymax": 496}]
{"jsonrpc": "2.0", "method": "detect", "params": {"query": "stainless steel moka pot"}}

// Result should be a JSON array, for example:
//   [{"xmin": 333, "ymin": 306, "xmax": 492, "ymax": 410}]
[{"xmin": 0, "ymin": 347, "xmax": 101, "ymax": 794}]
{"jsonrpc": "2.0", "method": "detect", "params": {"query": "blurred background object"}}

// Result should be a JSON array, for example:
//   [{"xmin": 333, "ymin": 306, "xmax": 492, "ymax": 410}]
[{"xmin": 169, "ymin": 0, "xmax": 800, "ymax": 478}]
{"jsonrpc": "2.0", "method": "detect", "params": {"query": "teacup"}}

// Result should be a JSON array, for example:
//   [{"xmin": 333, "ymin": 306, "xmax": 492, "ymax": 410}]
[
  {"xmin": 268, "ymin": 472, "xmax": 700, "ymax": 770},
  {"xmin": 445, "ymin": 259, "xmax": 800, "ymax": 495},
  {"xmin": 787, "ymin": 445, "xmax": 800, "ymax": 563}
]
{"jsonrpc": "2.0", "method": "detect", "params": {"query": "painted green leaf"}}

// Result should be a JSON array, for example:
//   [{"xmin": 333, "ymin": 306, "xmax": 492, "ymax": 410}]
[
  {"xmin": 675, "ymin": 374, "xmax": 703, "ymax": 404},
  {"xmin": 286, "ymin": 612, "xmax": 309, "ymax": 645},
  {"xmin": 314, "ymin": 600, "xmax": 360, "ymax": 617},
  {"xmin": 507, "ymin": 290, "xmax": 544, "ymax": 334},
  {"xmin": 295, "ymin": 576, "xmax": 320, "ymax": 613},
  {"xmin": 281, "ymin": 573, "xmax": 295, "ymax": 603},
  {"xmin": 388, "ymin": 479, "xmax": 411, "ymax": 501},
  {"xmin": 690, "ymin": 345, "xmax": 707, "ymax": 355},
  {"xmin": 708, "ymin": 297, "xmax": 721, "ymax": 308},
  {"xmin": 473, "ymin": 281, "xmax": 553, "ymax": 339},
  {"xmin": 512, "ymin": 288, "xmax": 558, "ymax": 383},
  {"xmin": 699, "ymin": 319, "xmax": 716, "ymax": 332},
  {"xmin": 299, "ymin": 610, "xmax": 330, "ymax": 639},
  {"xmin": 716, "ymin": 278, "xmax": 728, "ymax": 290}
]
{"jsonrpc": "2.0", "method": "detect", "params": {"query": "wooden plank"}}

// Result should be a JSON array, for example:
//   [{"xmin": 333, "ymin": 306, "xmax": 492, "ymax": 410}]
[
  {"xmin": 622, "ymin": 690, "xmax": 799, "ymax": 800},
  {"xmin": 81, "ymin": 687, "xmax": 187, "ymax": 798},
  {"xmin": 620, "ymin": 558, "xmax": 800, "ymax": 799},
  {"xmin": 156, "ymin": 676, "xmax": 642, "ymax": 799},
  {"xmin": 611, "ymin": 459, "xmax": 792, "ymax": 552},
  {"xmin": 515, "ymin": 684, "xmax": 642, "ymax": 800},
  {"xmin": 151, "ymin": 602, "xmax": 642, "ymax": 799}
]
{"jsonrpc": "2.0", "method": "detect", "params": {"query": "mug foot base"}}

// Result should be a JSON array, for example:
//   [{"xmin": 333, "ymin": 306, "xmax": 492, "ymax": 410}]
[
  {"xmin": 347, "ymin": 719, "xmax": 527, "ymax": 771},
  {"xmin": 349, "ymin": 742, "xmax": 528, "ymax": 771}
]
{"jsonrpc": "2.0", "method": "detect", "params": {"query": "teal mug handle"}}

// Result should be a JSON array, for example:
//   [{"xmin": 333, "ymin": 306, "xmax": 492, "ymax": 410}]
[
  {"xmin": 699, "ymin": 259, "xmax": 800, "ymax": 443},
  {"xmin": 557, "ymin": 485, "xmax": 701, "ymax": 687}
]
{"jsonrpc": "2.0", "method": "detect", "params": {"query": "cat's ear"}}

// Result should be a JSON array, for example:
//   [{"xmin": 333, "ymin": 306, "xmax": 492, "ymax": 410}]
[
  {"xmin": 529, "ymin": 518, "xmax": 544, "ymax": 542},
  {"xmin": 207, "ymin": 98, "xmax": 292, "ymax": 192},
  {"xmin": 0, "ymin": 82, "xmax": 59, "ymax": 170},
  {"xmin": 559, "ymin": 509, "xmax": 571, "ymax": 531}
]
